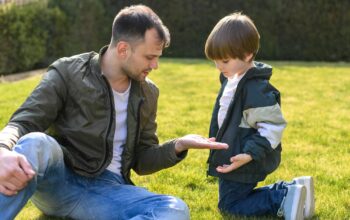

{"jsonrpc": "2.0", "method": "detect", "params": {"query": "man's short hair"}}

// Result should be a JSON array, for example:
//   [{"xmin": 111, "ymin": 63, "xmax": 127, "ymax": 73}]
[
  {"xmin": 205, "ymin": 12, "xmax": 260, "ymax": 61},
  {"xmin": 111, "ymin": 5, "xmax": 170, "ymax": 48}
]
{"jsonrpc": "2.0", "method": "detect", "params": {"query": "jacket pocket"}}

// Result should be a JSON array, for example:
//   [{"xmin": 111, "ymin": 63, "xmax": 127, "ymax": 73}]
[{"xmin": 211, "ymin": 135, "xmax": 240, "ymax": 167}]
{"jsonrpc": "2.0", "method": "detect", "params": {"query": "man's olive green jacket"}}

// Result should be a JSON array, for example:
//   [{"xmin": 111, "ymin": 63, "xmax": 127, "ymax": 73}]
[{"xmin": 0, "ymin": 47, "xmax": 186, "ymax": 184}]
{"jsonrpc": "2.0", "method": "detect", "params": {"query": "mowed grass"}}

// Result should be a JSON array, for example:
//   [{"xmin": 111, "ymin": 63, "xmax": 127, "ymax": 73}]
[{"xmin": 0, "ymin": 59, "xmax": 349, "ymax": 219}]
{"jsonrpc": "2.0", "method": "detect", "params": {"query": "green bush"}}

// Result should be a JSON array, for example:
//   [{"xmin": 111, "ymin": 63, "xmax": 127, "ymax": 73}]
[
  {"xmin": 48, "ymin": 0, "xmax": 108, "ymax": 55},
  {"xmin": 147, "ymin": 0, "xmax": 350, "ymax": 61},
  {"xmin": 40, "ymin": 6, "xmax": 68, "ymax": 66},
  {"xmin": 0, "ymin": 0, "xmax": 106, "ymax": 75},
  {"xmin": 0, "ymin": 2, "xmax": 49, "ymax": 74},
  {"xmin": 0, "ymin": 0, "xmax": 349, "ymax": 75},
  {"xmin": 106, "ymin": 0, "xmax": 350, "ymax": 61}
]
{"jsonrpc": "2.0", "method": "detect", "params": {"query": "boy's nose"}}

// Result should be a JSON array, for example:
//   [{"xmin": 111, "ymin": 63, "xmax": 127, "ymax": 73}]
[{"xmin": 215, "ymin": 63, "xmax": 222, "ymax": 71}]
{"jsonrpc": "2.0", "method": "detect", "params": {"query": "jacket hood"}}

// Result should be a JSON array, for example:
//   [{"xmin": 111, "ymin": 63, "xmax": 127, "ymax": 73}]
[
  {"xmin": 219, "ymin": 61, "xmax": 272, "ymax": 84},
  {"xmin": 245, "ymin": 61, "xmax": 272, "ymax": 80}
]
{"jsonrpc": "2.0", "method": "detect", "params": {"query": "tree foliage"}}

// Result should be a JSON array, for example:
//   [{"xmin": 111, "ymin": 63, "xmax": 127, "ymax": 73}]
[{"xmin": 0, "ymin": 0, "xmax": 349, "ymax": 75}]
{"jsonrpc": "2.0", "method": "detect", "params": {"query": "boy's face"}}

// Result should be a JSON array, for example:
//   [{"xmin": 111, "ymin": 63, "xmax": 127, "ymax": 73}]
[{"xmin": 214, "ymin": 56, "xmax": 253, "ymax": 78}]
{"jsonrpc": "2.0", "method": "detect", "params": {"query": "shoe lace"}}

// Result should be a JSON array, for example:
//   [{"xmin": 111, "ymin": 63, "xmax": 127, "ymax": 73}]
[{"xmin": 277, "ymin": 194, "xmax": 286, "ymax": 217}]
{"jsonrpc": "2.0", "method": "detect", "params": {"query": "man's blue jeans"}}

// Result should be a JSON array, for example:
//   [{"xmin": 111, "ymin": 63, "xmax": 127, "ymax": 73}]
[
  {"xmin": 0, "ymin": 132, "xmax": 189, "ymax": 220},
  {"xmin": 218, "ymin": 178, "xmax": 286, "ymax": 217}
]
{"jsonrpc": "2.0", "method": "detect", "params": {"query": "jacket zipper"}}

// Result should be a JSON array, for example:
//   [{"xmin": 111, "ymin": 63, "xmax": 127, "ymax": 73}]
[
  {"xmin": 99, "ymin": 75, "xmax": 115, "ymax": 174},
  {"xmin": 207, "ymin": 77, "xmax": 246, "ymax": 175},
  {"xmin": 124, "ymin": 97, "xmax": 143, "ymax": 185},
  {"xmin": 207, "ymin": 80, "xmax": 226, "ymax": 174},
  {"xmin": 135, "ymin": 98, "xmax": 144, "ymax": 146}
]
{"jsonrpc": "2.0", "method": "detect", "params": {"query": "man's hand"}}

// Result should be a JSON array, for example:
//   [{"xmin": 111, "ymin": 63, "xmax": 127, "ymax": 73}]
[
  {"xmin": 0, "ymin": 148, "xmax": 35, "ymax": 196},
  {"xmin": 216, "ymin": 153, "xmax": 252, "ymax": 173},
  {"xmin": 175, "ymin": 134, "xmax": 228, "ymax": 154}
]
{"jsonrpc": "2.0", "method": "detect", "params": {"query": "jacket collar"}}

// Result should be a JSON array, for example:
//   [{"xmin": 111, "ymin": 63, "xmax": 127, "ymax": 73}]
[
  {"xmin": 91, "ymin": 45, "xmax": 144, "ymax": 115},
  {"xmin": 128, "ymin": 80, "xmax": 144, "ymax": 117},
  {"xmin": 89, "ymin": 45, "xmax": 107, "ymax": 77}
]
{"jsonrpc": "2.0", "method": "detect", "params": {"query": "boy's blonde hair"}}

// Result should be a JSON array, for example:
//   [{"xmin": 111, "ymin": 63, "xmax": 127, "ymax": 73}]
[{"xmin": 205, "ymin": 12, "xmax": 260, "ymax": 62}]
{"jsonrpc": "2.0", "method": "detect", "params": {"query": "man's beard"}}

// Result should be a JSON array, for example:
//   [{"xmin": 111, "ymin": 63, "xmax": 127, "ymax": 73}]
[
  {"xmin": 121, "ymin": 65, "xmax": 143, "ymax": 82},
  {"xmin": 121, "ymin": 65, "xmax": 151, "ymax": 82}
]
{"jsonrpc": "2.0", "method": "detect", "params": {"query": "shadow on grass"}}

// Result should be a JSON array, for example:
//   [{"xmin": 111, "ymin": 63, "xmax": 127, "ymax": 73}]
[
  {"xmin": 221, "ymin": 213, "xmax": 320, "ymax": 220},
  {"xmin": 222, "ymin": 213, "xmax": 278, "ymax": 220},
  {"xmin": 32, "ymin": 210, "xmax": 320, "ymax": 220}
]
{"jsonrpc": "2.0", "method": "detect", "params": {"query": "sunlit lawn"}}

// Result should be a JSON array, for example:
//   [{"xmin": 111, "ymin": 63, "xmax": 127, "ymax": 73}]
[{"xmin": 0, "ymin": 59, "xmax": 349, "ymax": 219}]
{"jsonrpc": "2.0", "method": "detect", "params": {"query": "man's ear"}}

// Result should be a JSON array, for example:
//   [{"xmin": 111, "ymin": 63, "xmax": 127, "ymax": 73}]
[
  {"xmin": 244, "ymin": 53, "xmax": 254, "ymax": 62},
  {"xmin": 116, "ymin": 41, "xmax": 129, "ymax": 59}
]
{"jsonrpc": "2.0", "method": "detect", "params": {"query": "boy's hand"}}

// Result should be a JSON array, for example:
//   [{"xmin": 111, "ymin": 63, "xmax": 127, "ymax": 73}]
[
  {"xmin": 175, "ymin": 134, "xmax": 228, "ymax": 154},
  {"xmin": 216, "ymin": 153, "xmax": 252, "ymax": 173}
]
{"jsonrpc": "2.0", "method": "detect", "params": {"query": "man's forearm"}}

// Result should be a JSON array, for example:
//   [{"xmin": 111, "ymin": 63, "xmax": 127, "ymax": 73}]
[
  {"xmin": 174, "ymin": 138, "xmax": 187, "ymax": 155},
  {"xmin": 0, "ymin": 144, "xmax": 11, "ymax": 150},
  {"xmin": 0, "ymin": 125, "xmax": 21, "ymax": 150}
]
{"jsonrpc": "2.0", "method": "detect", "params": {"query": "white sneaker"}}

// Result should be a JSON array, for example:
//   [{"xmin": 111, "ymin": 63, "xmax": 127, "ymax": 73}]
[
  {"xmin": 293, "ymin": 176, "xmax": 315, "ymax": 219},
  {"xmin": 278, "ymin": 184, "xmax": 306, "ymax": 220}
]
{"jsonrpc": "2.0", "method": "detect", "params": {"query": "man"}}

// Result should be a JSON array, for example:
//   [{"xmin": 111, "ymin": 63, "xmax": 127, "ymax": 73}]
[{"xmin": 0, "ymin": 5, "xmax": 227, "ymax": 220}]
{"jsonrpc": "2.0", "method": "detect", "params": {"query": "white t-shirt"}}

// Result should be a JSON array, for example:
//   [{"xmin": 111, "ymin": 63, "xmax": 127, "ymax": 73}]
[
  {"xmin": 106, "ymin": 82, "xmax": 131, "ymax": 175},
  {"xmin": 218, "ymin": 73, "xmax": 245, "ymax": 128}
]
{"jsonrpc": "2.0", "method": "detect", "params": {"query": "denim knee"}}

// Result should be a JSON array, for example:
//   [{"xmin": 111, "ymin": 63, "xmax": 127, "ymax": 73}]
[
  {"xmin": 152, "ymin": 196, "xmax": 190, "ymax": 220},
  {"xmin": 15, "ymin": 132, "xmax": 63, "ymax": 174},
  {"xmin": 18, "ymin": 132, "xmax": 56, "ymax": 145},
  {"xmin": 17, "ymin": 132, "xmax": 61, "ymax": 153},
  {"xmin": 218, "ymin": 197, "xmax": 235, "ymax": 214},
  {"xmin": 172, "ymin": 197, "xmax": 189, "ymax": 217}
]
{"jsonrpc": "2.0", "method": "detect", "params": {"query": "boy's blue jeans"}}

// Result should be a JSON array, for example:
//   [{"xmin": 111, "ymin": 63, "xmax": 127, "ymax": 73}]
[
  {"xmin": 0, "ymin": 132, "xmax": 189, "ymax": 220},
  {"xmin": 218, "ymin": 178, "xmax": 286, "ymax": 217}
]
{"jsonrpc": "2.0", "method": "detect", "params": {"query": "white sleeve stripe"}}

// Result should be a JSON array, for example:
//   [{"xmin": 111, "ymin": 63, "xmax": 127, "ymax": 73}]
[
  {"xmin": 257, "ymin": 122, "xmax": 285, "ymax": 149},
  {"xmin": 239, "ymin": 103, "xmax": 287, "ymax": 149},
  {"xmin": 240, "ymin": 103, "xmax": 286, "ymax": 129}
]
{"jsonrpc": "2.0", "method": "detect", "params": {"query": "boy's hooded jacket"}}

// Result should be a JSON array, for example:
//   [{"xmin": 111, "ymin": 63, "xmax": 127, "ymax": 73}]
[{"xmin": 207, "ymin": 62, "xmax": 287, "ymax": 183}]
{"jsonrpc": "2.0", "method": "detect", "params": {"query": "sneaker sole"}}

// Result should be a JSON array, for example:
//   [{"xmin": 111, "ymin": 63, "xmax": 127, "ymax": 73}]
[
  {"xmin": 293, "ymin": 186, "xmax": 306, "ymax": 220},
  {"xmin": 294, "ymin": 176, "xmax": 315, "ymax": 218}
]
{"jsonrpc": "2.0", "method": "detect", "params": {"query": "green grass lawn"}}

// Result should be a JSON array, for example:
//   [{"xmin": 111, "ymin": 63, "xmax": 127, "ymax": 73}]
[{"xmin": 1, "ymin": 59, "xmax": 349, "ymax": 219}]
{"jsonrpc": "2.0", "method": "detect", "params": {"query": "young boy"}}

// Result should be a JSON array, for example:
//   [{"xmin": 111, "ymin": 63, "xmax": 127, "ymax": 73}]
[{"xmin": 204, "ymin": 12, "xmax": 315, "ymax": 219}]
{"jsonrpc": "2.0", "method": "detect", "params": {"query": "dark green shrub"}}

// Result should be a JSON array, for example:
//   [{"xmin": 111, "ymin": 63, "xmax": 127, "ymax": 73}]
[
  {"xmin": 48, "ymin": 0, "xmax": 108, "ymax": 55},
  {"xmin": 0, "ymin": 0, "xmax": 349, "ymax": 75},
  {"xmin": 0, "ymin": 2, "xmax": 48, "ymax": 74}
]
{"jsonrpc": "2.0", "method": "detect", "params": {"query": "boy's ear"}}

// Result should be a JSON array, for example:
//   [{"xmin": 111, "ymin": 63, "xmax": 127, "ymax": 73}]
[{"xmin": 244, "ymin": 53, "xmax": 254, "ymax": 62}]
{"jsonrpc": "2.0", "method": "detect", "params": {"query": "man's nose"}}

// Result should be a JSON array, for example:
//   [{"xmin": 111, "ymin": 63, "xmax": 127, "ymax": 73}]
[{"xmin": 150, "ymin": 60, "xmax": 158, "ymax": 70}]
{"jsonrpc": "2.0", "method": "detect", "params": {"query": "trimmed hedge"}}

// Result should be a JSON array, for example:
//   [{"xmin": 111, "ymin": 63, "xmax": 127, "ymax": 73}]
[
  {"xmin": 0, "ymin": 0, "xmax": 107, "ymax": 75},
  {"xmin": 0, "ymin": 0, "xmax": 349, "ymax": 75},
  {"xmin": 145, "ymin": 0, "xmax": 350, "ymax": 61},
  {"xmin": 0, "ymin": 2, "xmax": 55, "ymax": 74}
]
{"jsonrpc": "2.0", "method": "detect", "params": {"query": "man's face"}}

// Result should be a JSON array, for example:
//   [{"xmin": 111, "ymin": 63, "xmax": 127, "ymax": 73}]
[{"xmin": 122, "ymin": 28, "xmax": 163, "ymax": 82}]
